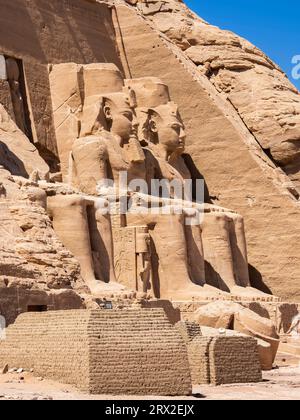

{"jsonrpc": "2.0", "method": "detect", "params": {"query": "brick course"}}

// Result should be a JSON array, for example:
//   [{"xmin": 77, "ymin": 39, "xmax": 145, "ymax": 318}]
[
  {"xmin": 0, "ymin": 309, "xmax": 192, "ymax": 395},
  {"xmin": 176, "ymin": 321, "xmax": 262, "ymax": 385}
]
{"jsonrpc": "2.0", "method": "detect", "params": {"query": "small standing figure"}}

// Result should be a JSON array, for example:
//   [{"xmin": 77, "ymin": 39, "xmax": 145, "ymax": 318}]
[{"xmin": 135, "ymin": 226, "xmax": 152, "ymax": 294}]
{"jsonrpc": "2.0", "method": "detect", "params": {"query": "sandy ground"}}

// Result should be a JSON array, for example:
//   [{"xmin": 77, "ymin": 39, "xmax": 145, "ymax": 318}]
[{"xmin": 0, "ymin": 355, "xmax": 299, "ymax": 401}]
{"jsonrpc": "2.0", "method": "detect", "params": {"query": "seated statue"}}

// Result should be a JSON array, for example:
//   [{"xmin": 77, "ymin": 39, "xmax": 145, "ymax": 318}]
[
  {"xmin": 68, "ymin": 73, "xmax": 234, "ymax": 300},
  {"xmin": 49, "ymin": 63, "xmax": 275, "ymax": 302},
  {"xmin": 125, "ymin": 77, "xmax": 273, "ymax": 300}
]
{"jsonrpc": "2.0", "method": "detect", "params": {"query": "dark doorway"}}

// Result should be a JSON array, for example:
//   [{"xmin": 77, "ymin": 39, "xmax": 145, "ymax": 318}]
[{"xmin": 27, "ymin": 305, "xmax": 48, "ymax": 312}]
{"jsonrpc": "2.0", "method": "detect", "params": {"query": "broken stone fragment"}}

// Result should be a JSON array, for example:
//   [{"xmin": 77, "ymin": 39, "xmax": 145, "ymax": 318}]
[{"xmin": 1, "ymin": 364, "xmax": 8, "ymax": 374}]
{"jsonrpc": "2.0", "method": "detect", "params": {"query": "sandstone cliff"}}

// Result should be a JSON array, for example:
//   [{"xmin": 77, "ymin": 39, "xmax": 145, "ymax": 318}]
[{"xmin": 125, "ymin": 0, "xmax": 300, "ymax": 189}]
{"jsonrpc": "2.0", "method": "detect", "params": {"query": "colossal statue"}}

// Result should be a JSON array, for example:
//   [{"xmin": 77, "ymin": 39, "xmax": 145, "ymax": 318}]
[
  {"xmin": 48, "ymin": 63, "xmax": 276, "ymax": 302},
  {"xmin": 68, "ymin": 69, "xmax": 228, "ymax": 300},
  {"xmin": 126, "ymin": 76, "xmax": 273, "ymax": 300}
]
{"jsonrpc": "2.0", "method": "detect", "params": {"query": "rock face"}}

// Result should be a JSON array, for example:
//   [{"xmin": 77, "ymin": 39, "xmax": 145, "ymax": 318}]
[
  {"xmin": 132, "ymin": 0, "xmax": 300, "ymax": 189},
  {"xmin": 0, "ymin": 169, "xmax": 82, "ymax": 290},
  {"xmin": 0, "ymin": 105, "xmax": 49, "ymax": 179},
  {"xmin": 0, "ymin": 156, "xmax": 86, "ymax": 324}
]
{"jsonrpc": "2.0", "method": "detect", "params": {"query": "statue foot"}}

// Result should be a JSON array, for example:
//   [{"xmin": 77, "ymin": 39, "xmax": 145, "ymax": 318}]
[
  {"xmin": 163, "ymin": 283, "xmax": 231, "ymax": 302},
  {"xmin": 202, "ymin": 284, "xmax": 232, "ymax": 299},
  {"xmin": 88, "ymin": 280, "xmax": 137, "ymax": 300},
  {"xmin": 230, "ymin": 285, "xmax": 279, "ymax": 302}
]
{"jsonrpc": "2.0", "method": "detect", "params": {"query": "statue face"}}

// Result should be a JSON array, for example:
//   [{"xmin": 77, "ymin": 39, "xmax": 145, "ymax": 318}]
[
  {"xmin": 149, "ymin": 104, "xmax": 186, "ymax": 154},
  {"xmin": 104, "ymin": 94, "xmax": 138, "ymax": 141}
]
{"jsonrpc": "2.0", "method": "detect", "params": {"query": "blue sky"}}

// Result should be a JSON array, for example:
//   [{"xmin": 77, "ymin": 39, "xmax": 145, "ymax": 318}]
[{"xmin": 185, "ymin": 0, "xmax": 300, "ymax": 90}]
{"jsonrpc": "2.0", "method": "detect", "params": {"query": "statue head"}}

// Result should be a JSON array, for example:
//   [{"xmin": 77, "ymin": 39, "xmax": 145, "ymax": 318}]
[
  {"xmin": 103, "ymin": 89, "xmax": 138, "ymax": 141},
  {"xmin": 143, "ymin": 102, "xmax": 186, "ymax": 155},
  {"xmin": 81, "ymin": 88, "xmax": 138, "ymax": 141},
  {"xmin": 124, "ymin": 77, "xmax": 186, "ymax": 156}
]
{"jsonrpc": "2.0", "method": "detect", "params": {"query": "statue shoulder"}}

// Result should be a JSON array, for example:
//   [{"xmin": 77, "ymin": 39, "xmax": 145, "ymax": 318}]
[{"xmin": 73, "ymin": 134, "xmax": 109, "ymax": 157}]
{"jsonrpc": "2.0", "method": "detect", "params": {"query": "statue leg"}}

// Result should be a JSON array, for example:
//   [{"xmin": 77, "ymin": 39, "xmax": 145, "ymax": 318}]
[
  {"xmin": 201, "ymin": 212, "xmax": 236, "ymax": 292},
  {"xmin": 95, "ymin": 209, "xmax": 118, "ymax": 285},
  {"xmin": 184, "ymin": 211, "xmax": 228, "ymax": 296},
  {"xmin": 228, "ymin": 213, "xmax": 250, "ymax": 287},
  {"xmin": 48, "ymin": 195, "xmax": 127, "ymax": 297},
  {"xmin": 184, "ymin": 217, "xmax": 205, "ymax": 286},
  {"xmin": 47, "ymin": 195, "xmax": 97, "ymax": 290},
  {"xmin": 133, "ymin": 210, "xmax": 227, "ymax": 300},
  {"xmin": 228, "ymin": 213, "xmax": 276, "ymax": 300},
  {"xmin": 202, "ymin": 210, "xmax": 277, "ymax": 300}
]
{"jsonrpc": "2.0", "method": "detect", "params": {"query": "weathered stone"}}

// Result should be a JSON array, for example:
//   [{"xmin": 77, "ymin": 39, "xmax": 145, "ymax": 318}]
[
  {"xmin": 176, "ymin": 320, "xmax": 262, "ymax": 384},
  {"xmin": 193, "ymin": 301, "xmax": 280, "ymax": 370},
  {"xmin": 0, "ymin": 105, "xmax": 49, "ymax": 180},
  {"xmin": 1, "ymin": 364, "xmax": 8, "ymax": 375},
  {"xmin": 0, "ymin": 309, "xmax": 192, "ymax": 396}
]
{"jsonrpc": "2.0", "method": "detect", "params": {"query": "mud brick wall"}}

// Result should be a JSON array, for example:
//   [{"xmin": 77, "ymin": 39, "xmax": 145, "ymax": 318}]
[
  {"xmin": 176, "ymin": 322, "xmax": 211, "ymax": 385},
  {"xmin": 0, "ymin": 308, "xmax": 192, "ymax": 396},
  {"xmin": 209, "ymin": 336, "xmax": 262, "ymax": 385},
  {"xmin": 0, "ymin": 310, "xmax": 91, "ymax": 390},
  {"xmin": 186, "ymin": 337, "xmax": 212, "ymax": 385},
  {"xmin": 88, "ymin": 309, "xmax": 191, "ymax": 395},
  {"xmin": 176, "ymin": 321, "xmax": 262, "ymax": 385}
]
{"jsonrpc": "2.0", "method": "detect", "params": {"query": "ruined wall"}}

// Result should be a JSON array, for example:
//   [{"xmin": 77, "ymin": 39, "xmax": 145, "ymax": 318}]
[
  {"xmin": 88, "ymin": 308, "xmax": 191, "ymax": 395},
  {"xmin": 113, "ymin": 3, "xmax": 300, "ymax": 301},
  {"xmin": 0, "ymin": 0, "xmax": 123, "ymax": 159},
  {"xmin": 187, "ymin": 337, "xmax": 211, "ymax": 385},
  {"xmin": 0, "ymin": 287, "xmax": 84, "ymax": 326},
  {"xmin": 209, "ymin": 336, "xmax": 262, "ymax": 385},
  {"xmin": 176, "ymin": 321, "xmax": 262, "ymax": 385},
  {"xmin": 0, "ymin": 309, "xmax": 192, "ymax": 396},
  {"xmin": 175, "ymin": 321, "xmax": 211, "ymax": 384},
  {"xmin": 0, "ymin": 310, "xmax": 91, "ymax": 389}
]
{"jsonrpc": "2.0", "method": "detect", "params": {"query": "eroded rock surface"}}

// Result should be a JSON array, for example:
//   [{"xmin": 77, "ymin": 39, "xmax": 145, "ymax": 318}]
[
  {"xmin": 129, "ymin": 0, "xmax": 300, "ymax": 189},
  {"xmin": 0, "ymin": 105, "xmax": 49, "ymax": 180},
  {"xmin": 0, "ymin": 170, "xmax": 82, "ymax": 291}
]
